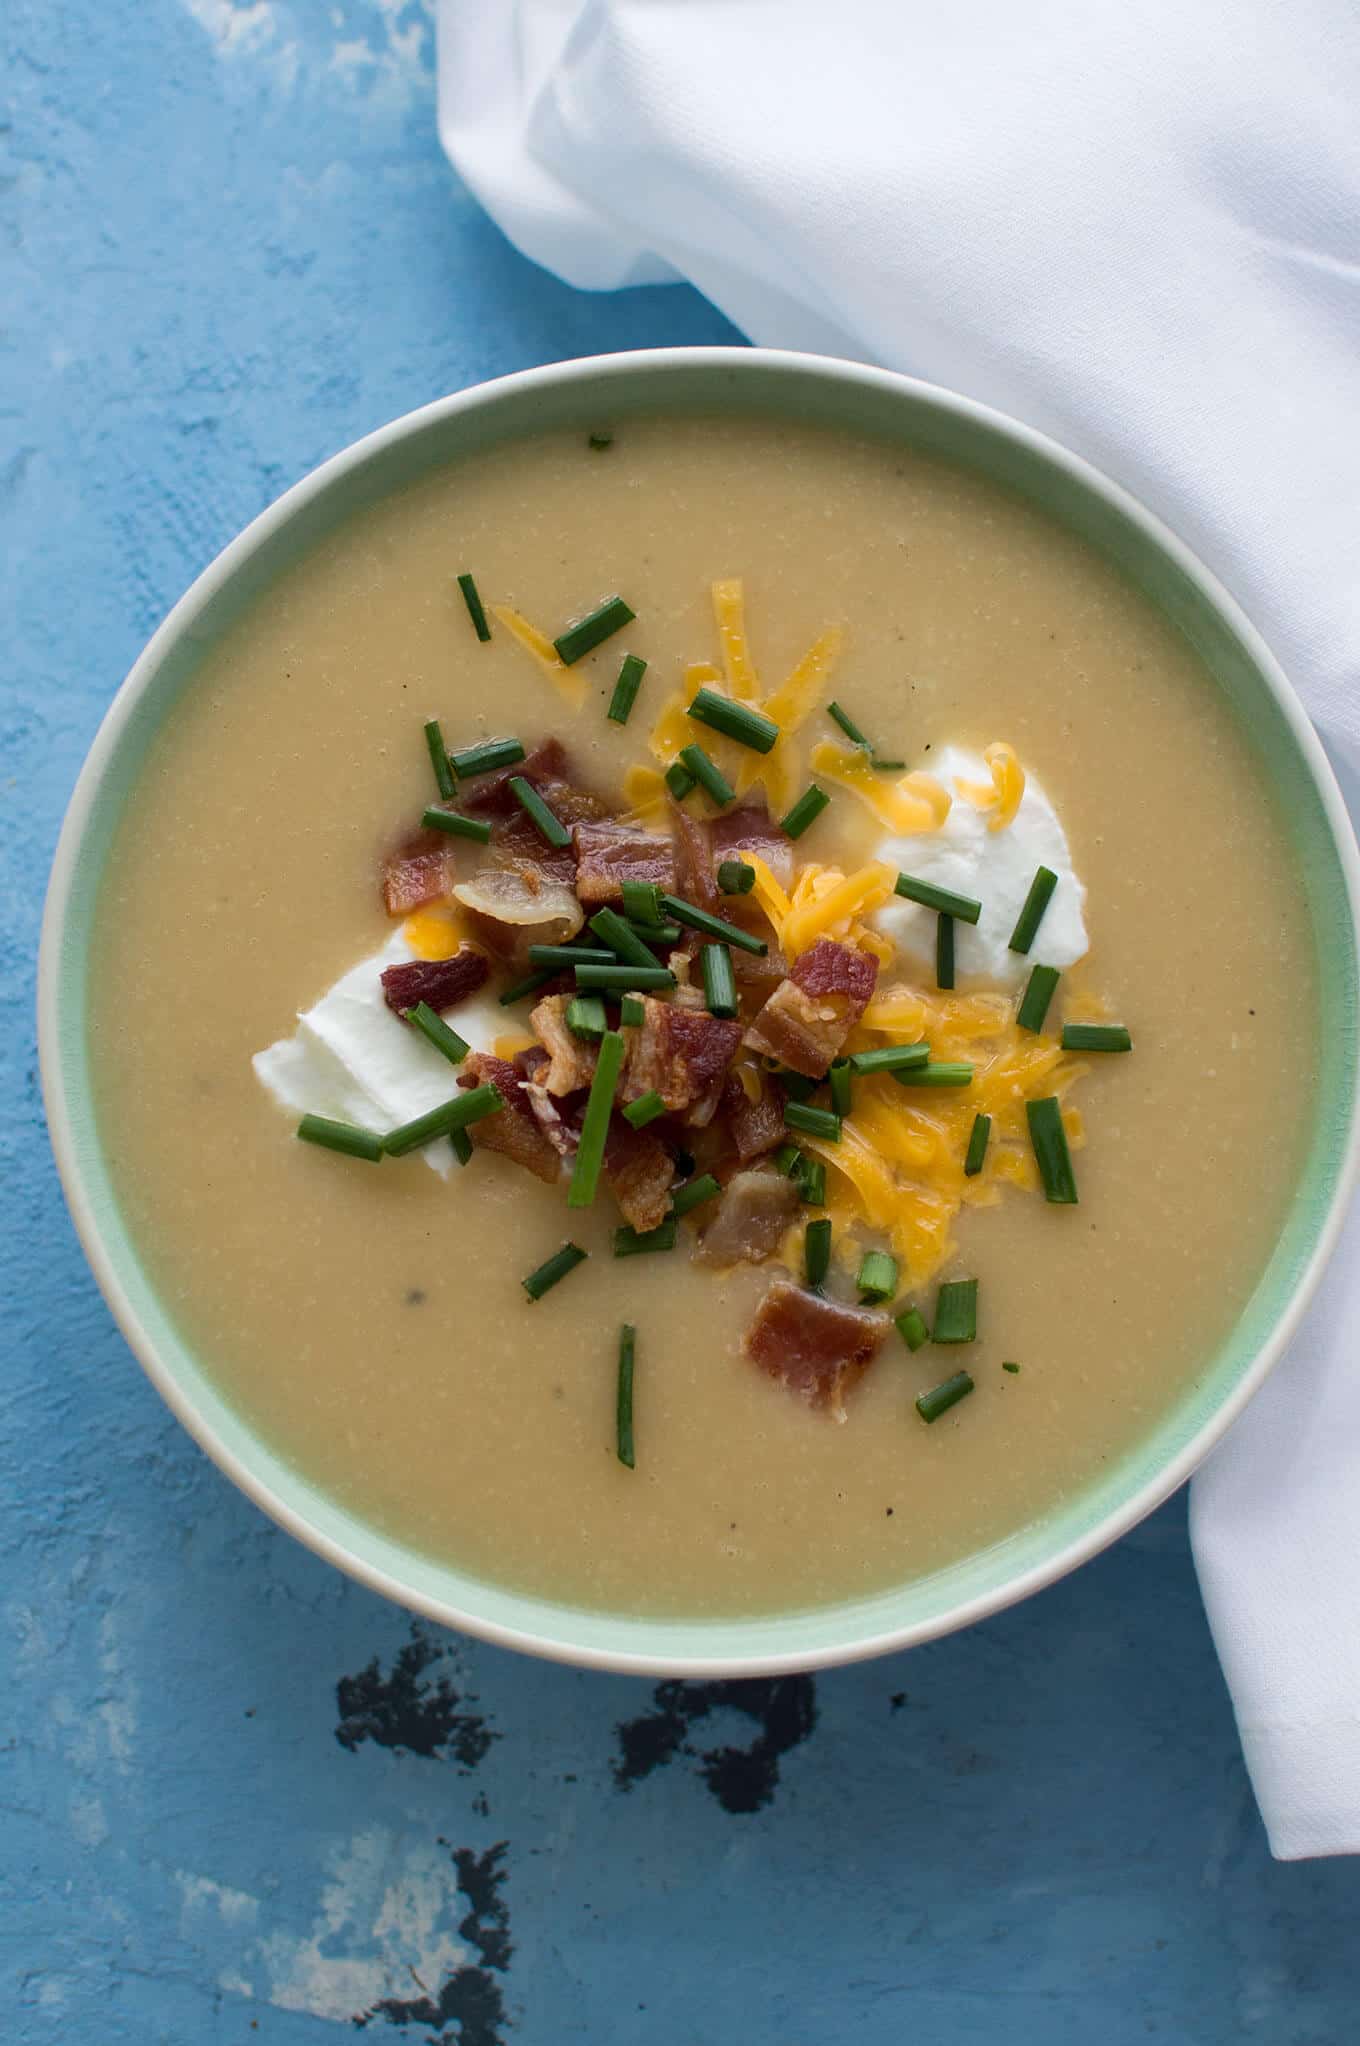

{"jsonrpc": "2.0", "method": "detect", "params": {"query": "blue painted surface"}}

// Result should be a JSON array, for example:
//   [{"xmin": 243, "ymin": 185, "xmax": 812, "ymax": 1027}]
[{"xmin": 3, "ymin": 3, "xmax": 1357, "ymax": 2038}]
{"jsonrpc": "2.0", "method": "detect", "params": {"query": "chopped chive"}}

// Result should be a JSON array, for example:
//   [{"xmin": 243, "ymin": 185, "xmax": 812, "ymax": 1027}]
[
  {"xmin": 575, "ymin": 963, "xmax": 676, "ymax": 992},
  {"xmin": 798, "ymin": 1158, "xmax": 826, "ymax": 1206},
  {"xmin": 702, "ymin": 942, "xmax": 738, "ymax": 1018},
  {"xmin": 780, "ymin": 784, "xmax": 831, "ymax": 840},
  {"xmin": 829, "ymin": 1059, "xmax": 853, "ymax": 1117},
  {"xmin": 687, "ymin": 687, "xmax": 779, "ymax": 754},
  {"xmin": 457, "ymin": 572, "xmax": 491, "ymax": 642},
  {"xmin": 423, "ymin": 719, "xmax": 455, "ymax": 800},
  {"xmin": 622, "ymin": 1089, "xmax": 666, "ymax": 1130},
  {"xmin": 717, "ymin": 859, "xmax": 756, "ymax": 895},
  {"xmin": 773, "ymin": 1143, "xmax": 802, "ymax": 1176},
  {"xmin": 383, "ymin": 1083, "xmax": 504, "ymax": 1157},
  {"xmin": 449, "ymin": 1125, "xmax": 473, "ymax": 1167},
  {"xmin": 616, "ymin": 1324, "xmax": 636, "ymax": 1469},
  {"xmin": 784, "ymin": 1100, "xmax": 841, "ymax": 1142},
  {"xmin": 607, "ymin": 652, "xmax": 648, "ymax": 726},
  {"xmin": 670, "ymin": 1172, "xmax": 720, "ymax": 1218},
  {"xmin": 619, "ymin": 993, "xmax": 645, "ymax": 1027},
  {"xmin": 509, "ymin": 774, "xmax": 571, "ymax": 849},
  {"xmin": 659, "ymin": 892, "xmax": 768, "ymax": 956},
  {"xmin": 527, "ymin": 944, "xmax": 617, "ymax": 969},
  {"xmin": 566, "ymin": 995, "xmax": 607, "ymax": 1041},
  {"xmin": 916, "ymin": 1371, "xmax": 975, "ymax": 1423},
  {"xmin": 1009, "ymin": 865, "xmax": 1058, "ymax": 954},
  {"xmin": 858, "ymin": 1250, "xmax": 898, "ymax": 1303},
  {"xmin": 554, "ymin": 595, "xmax": 635, "ymax": 665},
  {"xmin": 805, "ymin": 1216, "xmax": 833, "ymax": 1289},
  {"xmin": 405, "ymin": 1000, "xmax": 470, "ymax": 1065},
  {"xmin": 626, "ymin": 919, "xmax": 683, "ymax": 948},
  {"xmin": 449, "ymin": 736, "xmax": 525, "ymax": 780},
  {"xmin": 895, "ymin": 1306, "xmax": 930, "ymax": 1352},
  {"xmin": 422, "ymin": 806, "xmax": 492, "ymax": 844},
  {"xmin": 588, "ymin": 905, "xmax": 661, "ymax": 970},
  {"xmin": 613, "ymin": 1218, "xmax": 678, "ymax": 1257},
  {"xmin": 522, "ymin": 1242, "xmax": 587, "ymax": 1302},
  {"xmin": 933, "ymin": 1278, "xmax": 978, "ymax": 1344},
  {"xmin": 620, "ymin": 879, "xmax": 663, "ymax": 925},
  {"xmin": 588, "ymin": 431, "xmax": 613, "ymax": 451},
  {"xmin": 963, "ymin": 1112, "xmax": 991, "ymax": 1177},
  {"xmin": 774, "ymin": 1068, "xmax": 818, "ymax": 1102},
  {"xmin": 1003, "ymin": 1361, "xmax": 1021, "ymax": 1374},
  {"xmin": 296, "ymin": 1114, "xmax": 384, "ymax": 1162},
  {"xmin": 665, "ymin": 759, "xmax": 698, "ymax": 800},
  {"xmin": 679, "ymin": 743, "xmax": 736, "ymax": 808},
  {"xmin": 1017, "ymin": 964, "xmax": 1061, "ymax": 1034},
  {"xmin": 1061, "ymin": 1023, "xmax": 1133, "ymax": 1053},
  {"xmin": 892, "ymin": 1061, "xmax": 974, "ymax": 1088},
  {"xmin": 936, "ymin": 912, "xmax": 955, "ymax": 990},
  {"xmin": 893, "ymin": 873, "xmax": 982, "ymax": 923},
  {"xmin": 827, "ymin": 700, "xmax": 871, "ymax": 750},
  {"xmin": 499, "ymin": 965, "xmax": 559, "ymax": 1006},
  {"xmin": 871, "ymin": 758, "xmax": 906, "ymax": 772},
  {"xmin": 1027, "ymin": 1095, "xmax": 1078, "ymax": 1204},
  {"xmin": 567, "ymin": 1029, "xmax": 625, "ymax": 1208},
  {"xmin": 848, "ymin": 1041, "xmax": 930, "ymax": 1076}
]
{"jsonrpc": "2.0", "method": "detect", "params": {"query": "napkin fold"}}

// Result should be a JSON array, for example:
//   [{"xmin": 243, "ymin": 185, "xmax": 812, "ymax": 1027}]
[{"xmin": 437, "ymin": 0, "xmax": 1360, "ymax": 1857}]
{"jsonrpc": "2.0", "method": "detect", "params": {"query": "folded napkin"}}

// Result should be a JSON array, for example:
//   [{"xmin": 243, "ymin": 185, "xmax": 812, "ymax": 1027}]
[{"xmin": 437, "ymin": 0, "xmax": 1360, "ymax": 1857}]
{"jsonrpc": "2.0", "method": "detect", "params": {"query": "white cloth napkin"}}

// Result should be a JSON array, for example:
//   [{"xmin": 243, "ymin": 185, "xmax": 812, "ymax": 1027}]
[{"xmin": 437, "ymin": 0, "xmax": 1360, "ymax": 1858}]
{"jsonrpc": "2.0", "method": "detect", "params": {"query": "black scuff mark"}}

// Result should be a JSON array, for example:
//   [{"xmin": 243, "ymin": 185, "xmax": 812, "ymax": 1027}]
[
  {"xmin": 612, "ymin": 1676, "xmax": 817, "ymax": 1814},
  {"xmin": 354, "ymin": 1843, "xmax": 512, "ymax": 2046},
  {"xmin": 335, "ymin": 1622, "xmax": 496, "ymax": 1769}
]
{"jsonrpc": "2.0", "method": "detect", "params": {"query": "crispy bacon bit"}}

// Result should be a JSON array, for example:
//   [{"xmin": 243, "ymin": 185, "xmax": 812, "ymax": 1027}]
[
  {"xmin": 732, "ymin": 941, "xmax": 789, "ymax": 1011},
  {"xmin": 745, "ymin": 1281, "xmax": 889, "ymax": 1421},
  {"xmin": 669, "ymin": 799, "xmax": 719, "ymax": 915},
  {"xmin": 518, "ymin": 1051, "xmax": 580, "ymax": 1159},
  {"xmin": 380, "ymin": 947, "xmax": 489, "ymax": 1018},
  {"xmin": 709, "ymin": 801, "xmax": 796, "ymax": 890},
  {"xmin": 743, "ymin": 938, "xmax": 878, "ymax": 1078},
  {"xmin": 721, "ymin": 1068, "xmax": 787, "ymax": 1161},
  {"xmin": 492, "ymin": 808, "xmax": 578, "ymax": 886},
  {"xmin": 573, "ymin": 819, "xmax": 675, "ymax": 905},
  {"xmin": 381, "ymin": 835, "xmax": 453, "ymax": 917},
  {"xmin": 530, "ymin": 994, "xmax": 599, "ymax": 1095},
  {"xmin": 461, "ymin": 738, "xmax": 607, "ymax": 829},
  {"xmin": 694, "ymin": 1168, "xmax": 800, "ymax": 1268},
  {"xmin": 457, "ymin": 1052, "xmax": 561, "ymax": 1184},
  {"xmin": 604, "ymin": 1122, "xmax": 676, "ymax": 1233},
  {"xmin": 622, "ymin": 997, "xmax": 742, "ymax": 1127}
]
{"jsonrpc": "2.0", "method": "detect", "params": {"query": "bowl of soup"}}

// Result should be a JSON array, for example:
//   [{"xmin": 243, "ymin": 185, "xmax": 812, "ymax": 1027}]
[{"xmin": 39, "ymin": 348, "xmax": 1360, "ymax": 1674}]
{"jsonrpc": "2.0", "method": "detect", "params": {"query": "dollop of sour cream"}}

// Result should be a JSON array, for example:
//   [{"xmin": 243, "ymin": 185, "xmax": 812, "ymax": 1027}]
[{"xmin": 872, "ymin": 744, "xmax": 1088, "ymax": 989}]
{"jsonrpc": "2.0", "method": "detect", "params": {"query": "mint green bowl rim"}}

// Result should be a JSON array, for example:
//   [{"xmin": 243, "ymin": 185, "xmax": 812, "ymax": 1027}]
[{"xmin": 38, "ymin": 347, "xmax": 1360, "ymax": 1676}]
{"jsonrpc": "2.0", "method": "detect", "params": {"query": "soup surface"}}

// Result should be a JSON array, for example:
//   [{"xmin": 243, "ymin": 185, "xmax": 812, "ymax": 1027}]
[{"xmin": 91, "ymin": 416, "xmax": 1318, "ymax": 1617}]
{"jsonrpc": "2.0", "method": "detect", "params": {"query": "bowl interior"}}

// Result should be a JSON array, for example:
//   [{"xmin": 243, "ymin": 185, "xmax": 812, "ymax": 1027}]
[{"xmin": 41, "ymin": 350, "xmax": 1360, "ymax": 1673}]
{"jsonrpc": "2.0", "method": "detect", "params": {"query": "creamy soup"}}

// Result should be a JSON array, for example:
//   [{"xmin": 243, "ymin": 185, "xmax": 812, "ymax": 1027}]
[{"xmin": 90, "ymin": 417, "xmax": 1317, "ymax": 1617}]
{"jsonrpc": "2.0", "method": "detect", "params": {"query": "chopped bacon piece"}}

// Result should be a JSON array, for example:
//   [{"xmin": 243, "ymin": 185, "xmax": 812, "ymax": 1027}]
[
  {"xmin": 669, "ymin": 799, "xmax": 719, "ymax": 915},
  {"xmin": 744, "ymin": 1281, "xmax": 889, "ymax": 1421},
  {"xmin": 732, "ymin": 941, "xmax": 789, "ymax": 1012},
  {"xmin": 457, "ymin": 1052, "xmax": 560, "ymax": 1184},
  {"xmin": 721, "ymin": 1068, "xmax": 787, "ymax": 1161},
  {"xmin": 380, "ymin": 947, "xmax": 489, "ymax": 1018},
  {"xmin": 460, "ymin": 738, "xmax": 606, "ymax": 829},
  {"xmin": 743, "ymin": 938, "xmax": 879, "ymax": 1078},
  {"xmin": 492, "ymin": 808, "xmax": 578, "ymax": 886},
  {"xmin": 572, "ymin": 819, "xmax": 675, "ymax": 905},
  {"xmin": 529, "ymin": 994, "xmax": 599, "ymax": 1095},
  {"xmin": 709, "ymin": 800, "xmax": 796, "ymax": 890},
  {"xmin": 604, "ymin": 1122, "xmax": 676, "ymax": 1233},
  {"xmin": 694, "ymin": 1168, "xmax": 800, "ymax": 1267},
  {"xmin": 381, "ymin": 835, "xmax": 454, "ymax": 917},
  {"xmin": 518, "ymin": 1051, "xmax": 581, "ymax": 1159},
  {"xmin": 622, "ymin": 996, "xmax": 742, "ymax": 1127}
]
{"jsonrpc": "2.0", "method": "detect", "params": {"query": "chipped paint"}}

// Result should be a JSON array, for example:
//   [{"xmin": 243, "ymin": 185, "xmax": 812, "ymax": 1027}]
[
  {"xmin": 336, "ymin": 1621, "xmax": 497, "ymax": 1767},
  {"xmin": 614, "ymin": 1678, "xmax": 819, "ymax": 1813}
]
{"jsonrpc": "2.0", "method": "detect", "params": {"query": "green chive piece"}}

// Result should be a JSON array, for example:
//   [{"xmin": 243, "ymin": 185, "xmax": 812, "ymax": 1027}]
[
  {"xmin": 679, "ymin": 743, "xmax": 736, "ymax": 808},
  {"xmin": 296, "ymin": 1114, "xmax": 384, "ymax": 1162},
  {"xmin": 963, "ymin": 1112, "xmax": 991, "ymax": 1177},
  {"xmin": 588, "ymin": 906, "xmax": 661, "ymax": 971},
  {"xmin": 620, "ymin": 879, "xmax": 663, "ymax": 925},
  {"xmin": 405, "ymin": 1001, "xmax": 470, "ymax": 1065},
  {"xmin": 671, "ymin": 1173, "xmax": 721, "ymax": 1218},
  {"xmin": 1027, "ymin": 1095, "xmax": 1078, "ymax": 1204},
  {"xmin": 567, "ymin": 995, "xmax": 607, "ymax": 1041},
  {"xmin": 554, "ymin": 595, "xmax": 635, "ymax": 665},
  {"xmin": 784, "ymin": 1101, "xmax": 841, "ymax": 1142},
  {"xmin": 567, "ymin": 1029, "xmax": 626, "ymax": 1208},
  {"xmin": 702, "ymin": 942, "xmax": 738, "ymax": 1018},
  {"xmin": 804, "ymin": 1216, "xmax": 833, "ymax": 1289},
  {"xmin": 798, "ymin": 1158, "xmax": 827, "ymax": 1206},
  {"xmin": 916, "ymin": 1371, "xmax": 975, "ymax": 1423},
  {"xmin": 574, "ymin": 963, "xmax": 676, "ymax": 992},
  {"xmin": 871, "ymin": 758, "xmax": 907, "ymax": 772},
  {"xmin": 383, "ymin": 1083, "xmax": 504, "ymax": 1157},
  {"xmin": 936, "ymin": 912, "xmax": 955, "ymax": 990},
  {"xmin": 509, "ymin": 774, "xmax": 571, "ymax": 849},
  {"xmin": 499, "ymin": 966, "xmax": 559, "ymax": 1006},
  {"xmin": 895, "ymin": 1306, "xmax": 930, "ymax": 1352},
  {"xmin": 626, "ymin": 919, "xmax": 683, "ymax": 948},
  {"xmin": 780, "ymin": 784, "xmax": 831, "ymax": 840},
  {"xmin": 665, "ymin": 759, "xmax": 697, "ymax": 800},
  {"xmin": 1009, "ymin": 866, "xmax": 1058, "ymax": 954},
  {"xmin": 423, "ymin": 719, "xmax": 455, "ymax": 800},
  {"xmin": 619, "ymin": 993, "xmax": 646, "ymax": 1028},
  {"xmin": 522, "ymin": 1242, "xmax": 587, "ymax": 1302},
  {"xmin": 933, "ymin": 1278, "xmax": 978, "ymax": 1344},
  {"xmin": 449, "ymin": 1126, "xmax": 473, "ymax": 1167},
  {"xmin": 623, "ymin": 1089, "xmax": 666, "ymax": 1130},
  {"xmin": 1017, "ymin": 964, "xmax": 1061, "ymax": 1034},
  {"xmin": 716, "ymin": 859, "xmax": 756, "ymax": 896},
  {"xmin": 892, "ymin": 1061, "xmax": 974, "ymax": 1088},
  {"xmin": 848, "ymin": 1042, "xmax": 931, "ymax": 1076},
  {"xmin": 1061, "ymin": 1023, "xmax": 1133, "ymax": 1053},
  {"xmin": 659, "ymin": 892, "xmax": 768, "ymax": 955},
  {"xmin": 449, "ymin": 736, "xmax": 525, "ymax": 780},
  {"xmin": 1003, "ymin": 1361, "xmax": 1021, "ymax": 1374},
  {"xmin": 687, "ymin": 686, "xmax": 780, "ymax": 754},
  {"xmin": 827, "ymin": 701, "xmax": 871, "ymax": 750},
  {"xmin": 858, "ymin": 1250, "xmax": 898, "ymax": 1303},
  {"xmin": 613, "ymin": 1218, "xmax": 678, "ymax": 1258},
  {"xmin": 829, "ymin": 1059, "xmax": 853, "ymax": 1117},
  {"xmin": 422, "ymin": 806, "xmax": 492, "ymax": 844},
  {"xmin": 607, "ymin": 653, "xmax": 648, "ymax": 725},
  {"xmin": 528, "ymin": 944, "xmax": 617, "ymax": 969},
  {"xmin": 775, "ymin": 1068, "xmax": 818, "ymax": 1102},
  {"xmin": 588, "ymin": 431, "xmax": 613, "ymax": 451},
  {"xmin": 893, "ymin": 873, "xmax": 982, "ymax": 923},
  {"xmin": 616, "ymin": 1324, "xmax": 636, "ymax": 1469},
  {"xmin": 457, "ymin": 572, "xmax": 491, "ymax": 642},
  {"xmin": 773, "ymin": 1143, "xmax": 802, "ymax": 1176}
]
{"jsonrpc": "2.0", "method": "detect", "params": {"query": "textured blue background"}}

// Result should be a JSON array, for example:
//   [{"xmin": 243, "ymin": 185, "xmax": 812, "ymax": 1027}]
[{"xmin": 4, "ymin": 4, "xmax": 1357, "ymax": 2039}]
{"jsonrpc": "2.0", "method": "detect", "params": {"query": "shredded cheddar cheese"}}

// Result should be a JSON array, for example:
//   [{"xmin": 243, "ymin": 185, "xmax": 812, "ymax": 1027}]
[
  {"xmin": 490, "ymin": 603, "xmax": 589, "ymax": 710},
  {"xmin": 954, "ymin": 740, "xmax": 1025, "ymax": 831},
  {"xmin": 401, "ymin": 905, "xmax": 465, "ymax": 959},
  {"xmin": 808, "ymin": 743, "xmax": 952, "ymax": 833},
  {"xmin": 711, "ymin": 580, "xmax": 760, "ymax": 701},
  {"xmin": 779, "ymin": 861, "xmax": 896, "ymax": 959},
  {"xmin": 492, "ymin": 1032, "xmax": 535, "ymax": 1062},
  {"xmin": 622, "ymin": 763, "xmax": 669, "ymax": 823}
]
